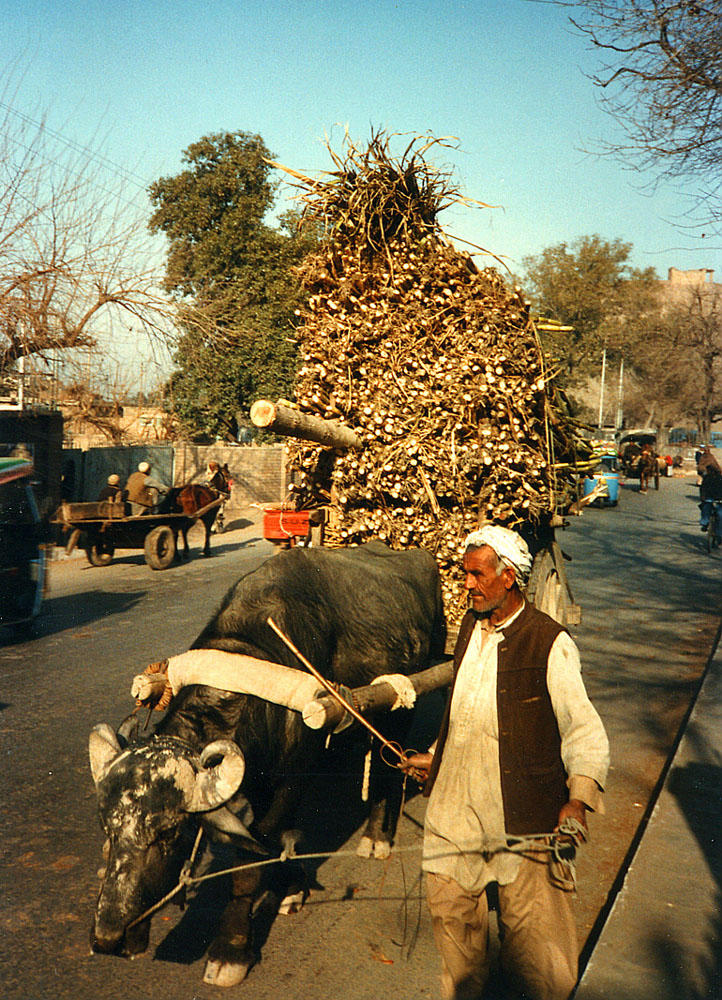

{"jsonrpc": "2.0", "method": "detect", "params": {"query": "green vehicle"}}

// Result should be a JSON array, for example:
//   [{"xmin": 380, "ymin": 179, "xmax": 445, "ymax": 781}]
[{"xmin": 0, "ymin": 457, "xmax": 46, "ymax": 631}]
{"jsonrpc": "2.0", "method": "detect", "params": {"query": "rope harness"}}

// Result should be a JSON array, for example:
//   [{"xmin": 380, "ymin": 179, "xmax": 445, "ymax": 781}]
[{"xmin": 123, "ymin": 816, "xmax": 587, "ymax": 931}]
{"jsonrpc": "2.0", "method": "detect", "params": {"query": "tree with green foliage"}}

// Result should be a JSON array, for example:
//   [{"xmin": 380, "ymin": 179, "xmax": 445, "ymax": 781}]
[
  {"xmin": 522, "ymin": 234, "xmax": 658, "ymax": 385},
  {"xmin": 523, "ymin": 234, "xmax": 720, "ymax": 434},
  {"xmin": 149, "ymin": 132, "xmax": 318, "ymax": 440}
]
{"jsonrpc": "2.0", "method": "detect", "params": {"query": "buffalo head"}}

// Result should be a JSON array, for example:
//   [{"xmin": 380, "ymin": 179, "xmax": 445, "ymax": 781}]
[{"xmin": 88, "ymin": 724, "xmax": 246, "ymax": 956}]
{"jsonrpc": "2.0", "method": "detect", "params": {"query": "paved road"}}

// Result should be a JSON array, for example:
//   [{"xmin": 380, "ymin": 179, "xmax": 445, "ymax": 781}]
[
  {"xmin": 559, "ymin": 473, "xmax": 722, "ymax": 963},
  {"xmin": 577, "ymin": 634, "xmax": 722, "ymax": 1000},
  {"xmin": 0, "ymin": 477, "xmax": 718, "ymax": 1000}
]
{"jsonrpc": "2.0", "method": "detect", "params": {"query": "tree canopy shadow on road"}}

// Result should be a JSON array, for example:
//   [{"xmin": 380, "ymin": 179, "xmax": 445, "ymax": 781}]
[
  {"xmin": 24, "ymin": 589, "xmax": 146, "ymax": 640},
  {"xmin": 567, "ymin": 516, "xmax": 721, "ymax": 766},
  {"xmin": 59, "ymin": 531, "xmax": 263, "ymax": 571}
]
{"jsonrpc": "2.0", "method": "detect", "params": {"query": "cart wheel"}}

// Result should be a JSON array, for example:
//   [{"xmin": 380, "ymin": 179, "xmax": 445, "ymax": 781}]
[
  {"xmin": 65, "ymin": 528, "xmax": 82, "ymax": 556},
  {"xmin": 144, "ymin": 525, "xmax": 176, "ymax": 570},
  {"xmin": 526, "ymin": 543, "xmax": 580, "ymax": 626},
  {"xmin": 87, "ymin": 540, "xmax": 115, "ymax": 566}
]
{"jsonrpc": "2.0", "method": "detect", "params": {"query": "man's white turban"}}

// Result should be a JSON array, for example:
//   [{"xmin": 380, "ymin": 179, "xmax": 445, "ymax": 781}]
[{"xmin": 463, "ymin": 525, "xmax": 533, "ymax": 585}]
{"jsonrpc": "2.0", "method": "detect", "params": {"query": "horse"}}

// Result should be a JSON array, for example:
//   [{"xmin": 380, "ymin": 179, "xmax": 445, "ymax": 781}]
[
  {"xmin": 620, "ymin": 442, "xmax": 656, "ymax": 492},
  {"xmin": 163, "ymin": 462, "xmax": 231, "ymax": 558}
]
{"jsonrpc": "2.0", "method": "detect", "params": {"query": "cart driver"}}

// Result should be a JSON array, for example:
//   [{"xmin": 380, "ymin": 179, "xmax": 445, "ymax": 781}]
[
  {"xmin": 125, "ymin": 461, "xmax": 169, "ymax": 515},
  {"xmin": 98, "ymin": 474, "xmax": 123, "ymax": 503}
]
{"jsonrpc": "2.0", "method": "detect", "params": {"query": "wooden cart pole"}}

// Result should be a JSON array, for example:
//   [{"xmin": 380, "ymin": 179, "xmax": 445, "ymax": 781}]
[
  {"xmin": 302, "ymin": 658, "xmax": 454, "ymax": 732},
  {"xmin": 250, "ymin": 400, "xmax": 363, "ymax": 451}
]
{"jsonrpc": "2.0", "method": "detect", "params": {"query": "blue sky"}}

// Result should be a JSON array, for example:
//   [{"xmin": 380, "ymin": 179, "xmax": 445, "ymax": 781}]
[{"xmin": 1, "ymin": 0, "xmax": 719, "ymax": 382}]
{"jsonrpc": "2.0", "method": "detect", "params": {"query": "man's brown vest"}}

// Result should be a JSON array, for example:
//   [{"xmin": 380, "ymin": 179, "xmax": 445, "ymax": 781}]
[{"xmin": 425, "ymin": 602, "xmax": 569, "ymax": 835}]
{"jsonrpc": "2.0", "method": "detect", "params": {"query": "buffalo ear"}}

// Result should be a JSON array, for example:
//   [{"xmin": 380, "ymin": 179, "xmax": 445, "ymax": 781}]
[
  {"xmin": 89, "ymin": 724, "xmax": 121, "ymax": 786},
  {"xmin": 116, "ymin": 713, "xmax": 140, "ymax": 748},
  {"xmin": 182, "ymin": 740, "xmax": 246, "ymax": 813},
  {"xmin": 202, "ymin": 803, "xmax": 269, "ymax": 855}
]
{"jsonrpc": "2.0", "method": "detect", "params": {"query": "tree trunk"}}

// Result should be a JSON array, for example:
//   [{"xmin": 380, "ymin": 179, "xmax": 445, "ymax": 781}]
[{"xmin": 250, "ymin": 400, "xmax": 362, "ymax": 450}]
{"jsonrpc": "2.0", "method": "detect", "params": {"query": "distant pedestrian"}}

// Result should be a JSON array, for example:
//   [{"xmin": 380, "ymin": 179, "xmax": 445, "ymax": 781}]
[
  {"xmin": 98, "ymin": 474, "xmax": 122, "ymax": 503},
  {"xmin": 697, "ymin": 445, "xmax": 722, "ymax": 477},
  {"xmin": 699, "ymin": 465, "xmax": 722, "ymax": 539}
]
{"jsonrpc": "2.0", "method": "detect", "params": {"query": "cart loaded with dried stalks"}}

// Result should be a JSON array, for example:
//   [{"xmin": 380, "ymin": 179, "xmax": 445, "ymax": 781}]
[{"xmin": 254, "ymin": 132, "xmax": 594, "ymax": 628}]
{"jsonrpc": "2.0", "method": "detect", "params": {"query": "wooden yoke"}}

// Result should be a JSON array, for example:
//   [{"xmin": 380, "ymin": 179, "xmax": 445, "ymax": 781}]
[
  {"xmin": 250, "ymin": 400, "xmax": 363, "ymax": 451},
  {"xmin": 302, "ymin": 659, "xmax": 454, "ymax": 732}
]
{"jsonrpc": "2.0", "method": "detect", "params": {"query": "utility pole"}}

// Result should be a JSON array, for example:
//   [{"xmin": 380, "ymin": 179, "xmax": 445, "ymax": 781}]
[
  {"xmin": 18, "ymin": 354, "xmax": 25, "ymax": 410},
  {"xmin": 598, "ymin": 348, "xmax": 607, "ymax": 429},
  {"xmin": 615, "ymin": 358, "xmax": 624, "ymax": 430}
]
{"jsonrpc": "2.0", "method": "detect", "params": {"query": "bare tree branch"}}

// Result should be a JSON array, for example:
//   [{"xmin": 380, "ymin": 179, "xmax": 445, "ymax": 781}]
[
  {"xmin": 0, "ymin": 76, "xmax": 175, "ymax": 377},
  {"xmin": 564, "ymin": 1, "xmax": 722, "ymax": 226}
]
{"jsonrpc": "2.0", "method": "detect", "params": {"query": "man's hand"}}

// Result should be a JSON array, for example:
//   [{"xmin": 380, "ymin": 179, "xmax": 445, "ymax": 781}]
[
  {"xmin": 557, "ymin": 798, "xmax": 588, "ymax": 833},
  {"xmin": 400, "ymin": 751, "xmax": 433, "ymax": 785}
]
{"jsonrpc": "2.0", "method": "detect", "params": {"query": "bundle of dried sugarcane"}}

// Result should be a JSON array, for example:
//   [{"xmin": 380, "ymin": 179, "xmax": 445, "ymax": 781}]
[{"xmin": 271, "ymin": 132, "xmax": 589, "ymax": 621}]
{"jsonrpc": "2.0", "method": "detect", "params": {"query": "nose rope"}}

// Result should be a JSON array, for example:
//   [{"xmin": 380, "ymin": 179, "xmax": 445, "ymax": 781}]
[
  {"xmin": 125, "ymin": 826, "xmax": 205, "ymax": 929},
  {"xmin": 116, "ymin": 819, "xmax": 586, "ymax": 933}
]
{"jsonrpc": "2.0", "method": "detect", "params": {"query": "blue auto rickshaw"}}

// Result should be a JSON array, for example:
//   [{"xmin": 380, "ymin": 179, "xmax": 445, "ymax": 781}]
[{"xmin": 582, "ymin": 453, "xmax": 620, "ymax": 507}]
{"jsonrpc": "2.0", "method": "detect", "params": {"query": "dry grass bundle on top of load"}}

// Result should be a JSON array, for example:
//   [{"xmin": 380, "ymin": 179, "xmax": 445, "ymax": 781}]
[{"xmin": 271, "ymin": 132, "xmax": 589, "ymax": 619}]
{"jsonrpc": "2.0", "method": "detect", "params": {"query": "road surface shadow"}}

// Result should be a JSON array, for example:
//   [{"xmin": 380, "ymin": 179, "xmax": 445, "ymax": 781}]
[{"xmin": 19, "ymin": 589, "xmax": 146, "ymax": 640}]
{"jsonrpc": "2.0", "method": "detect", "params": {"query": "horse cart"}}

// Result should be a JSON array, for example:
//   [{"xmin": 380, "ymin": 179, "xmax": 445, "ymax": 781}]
[
  {"xmin": 251, "ymin": 401, "xmax": 581, "ymax": 630},
  {"xmin": 53, "ymin": 497, "xmax": 224, "ymax": 570}
]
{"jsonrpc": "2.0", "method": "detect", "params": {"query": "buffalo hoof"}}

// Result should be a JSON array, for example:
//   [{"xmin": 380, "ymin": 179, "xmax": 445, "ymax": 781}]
[
  {"xmin": 203, "ymin": 957, "xmax": 253, "ymax": 988},
  {"xmin": 356, "ymin": 835, "xmax": 373, "ymax": 858},
  {"xmin": 374, "ymin": 840, "xmax": 391, "ymax": 860},
  {"xmin": 278, "ymin": 889, "xmax": 305, "ymax": 915},
  {"xmin": 356, "ymin": 836, "xmax": 391, "ymax": 859}
]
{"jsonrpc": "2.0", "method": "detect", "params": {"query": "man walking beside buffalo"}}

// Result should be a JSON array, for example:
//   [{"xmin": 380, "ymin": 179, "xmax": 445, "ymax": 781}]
[{"xmin": 403, "ymin": 525, "xmax": 609, "ymax": 1000}]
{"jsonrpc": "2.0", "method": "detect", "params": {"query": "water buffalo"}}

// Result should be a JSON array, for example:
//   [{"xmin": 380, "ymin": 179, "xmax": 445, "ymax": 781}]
[{"xmin": 89, "ymin": 541, "xmax": 446, "ymax": 987}]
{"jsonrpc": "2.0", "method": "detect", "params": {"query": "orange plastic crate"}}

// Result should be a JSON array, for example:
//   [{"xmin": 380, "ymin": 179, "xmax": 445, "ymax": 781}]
[{"xmin": 263, "ymin": 508, "xmax": 311, "ymax": 540}]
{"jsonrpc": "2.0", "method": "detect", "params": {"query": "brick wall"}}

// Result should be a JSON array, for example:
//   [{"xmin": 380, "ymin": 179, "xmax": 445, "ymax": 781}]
[
  {"xmin": 64, "ymin": 443, "xmax": 287, "ymax": 508},
  {"xmin": 173, "ymin": 443, "xmax": 287, "ymax": 508}
]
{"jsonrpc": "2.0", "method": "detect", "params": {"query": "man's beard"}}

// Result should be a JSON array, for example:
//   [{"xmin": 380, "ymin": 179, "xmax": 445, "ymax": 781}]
[{"xmin": 469, "ymin": 593, "xmax": 503, "ymax": 615}]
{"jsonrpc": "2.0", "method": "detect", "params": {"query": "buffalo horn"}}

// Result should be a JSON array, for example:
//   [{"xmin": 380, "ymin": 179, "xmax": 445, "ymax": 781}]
[
  {"xmin": 181, "ymin": 739, "xmax": 246, "ymax": 813},
  {"xmin": 116, "ymin": 713, "xmax": 140, "ymax": 747}
]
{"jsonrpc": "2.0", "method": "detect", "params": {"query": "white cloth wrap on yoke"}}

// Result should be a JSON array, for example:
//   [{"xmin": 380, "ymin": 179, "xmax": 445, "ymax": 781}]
[
  {"xmin": 164, "ymin": 649, "xmax": 323, "ymax": 712},
  {"xmin": 370, "ymin": 673, "xmax": 417, "ymax": 710}
]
